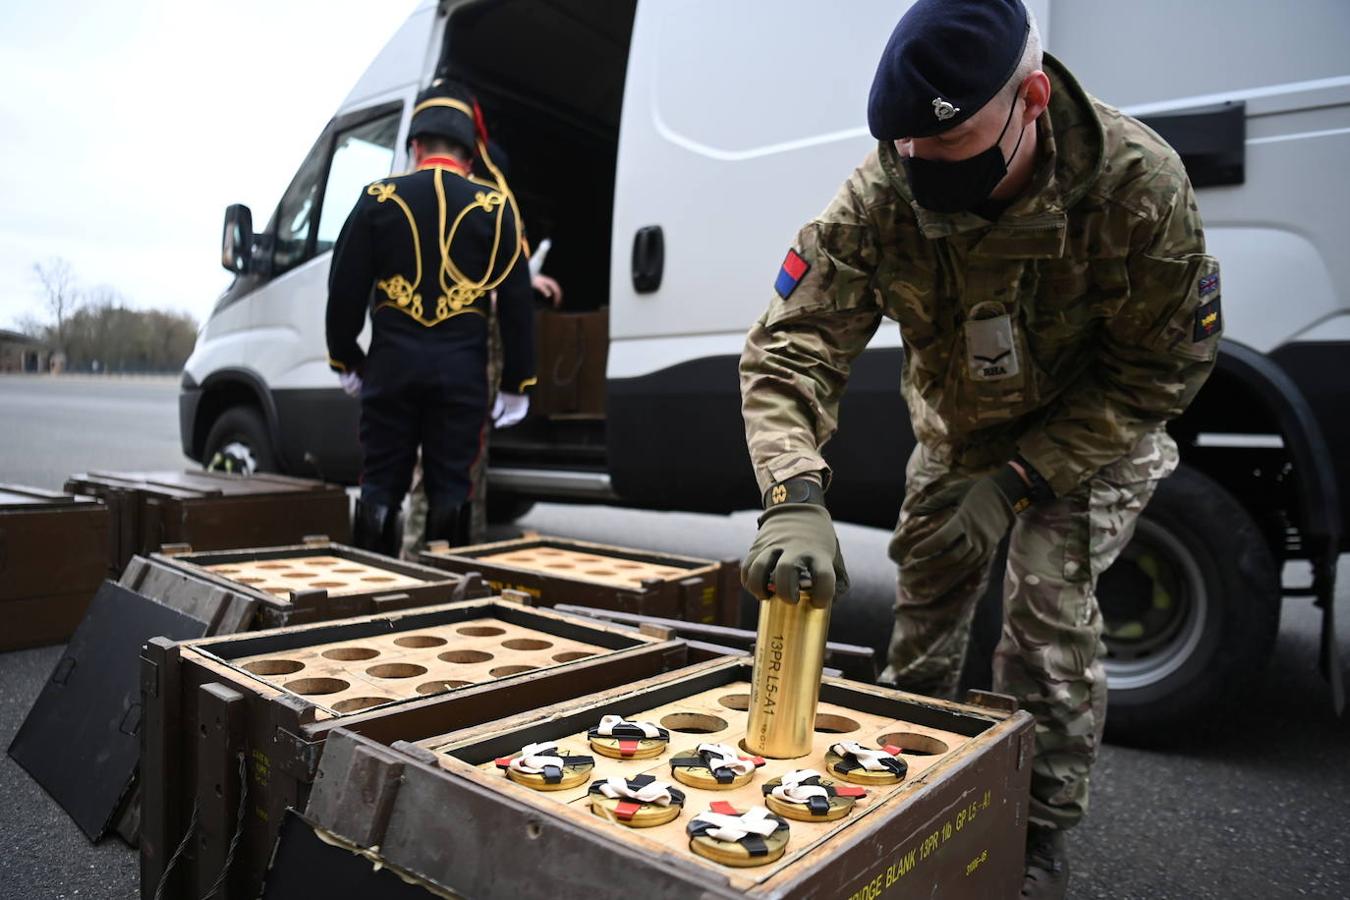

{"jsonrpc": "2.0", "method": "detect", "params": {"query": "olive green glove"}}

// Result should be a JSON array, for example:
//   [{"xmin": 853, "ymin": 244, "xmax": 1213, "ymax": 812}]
[
  {"xmin": 742, "ymin": 503, "xmax": 848, "ymax": 608},
  {"xmin": 910, "ymin": 466, "xmax": 1031, "ymax": 568}
]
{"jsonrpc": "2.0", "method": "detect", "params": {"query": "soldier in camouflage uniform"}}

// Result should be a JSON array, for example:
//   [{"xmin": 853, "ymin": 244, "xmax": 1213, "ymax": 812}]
[{"xmin": 738, "ymin": 2, "xmax": 1220, "ymax": 897}]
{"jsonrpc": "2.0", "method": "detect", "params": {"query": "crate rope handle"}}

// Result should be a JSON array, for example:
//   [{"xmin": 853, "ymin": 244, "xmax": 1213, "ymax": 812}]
[{"xmin": 200, "ymin": 752, "xmax": 249, "ymax": 900}]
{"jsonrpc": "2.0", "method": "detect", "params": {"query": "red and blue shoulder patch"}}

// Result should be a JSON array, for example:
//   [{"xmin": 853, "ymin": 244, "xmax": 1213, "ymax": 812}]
[{"xmin": 774, "ymin": 249, "xmax": 810, "ymax": 300}]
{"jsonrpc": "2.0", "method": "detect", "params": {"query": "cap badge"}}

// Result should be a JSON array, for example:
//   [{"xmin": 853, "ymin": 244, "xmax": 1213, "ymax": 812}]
[{"xmin": 932, "ymin": 98, "xmax": 960, "ymax": 121}]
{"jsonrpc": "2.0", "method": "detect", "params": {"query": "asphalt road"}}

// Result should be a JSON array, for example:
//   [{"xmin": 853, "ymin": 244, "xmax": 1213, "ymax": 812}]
[{"xmin": 1, "ymin": 376, "xmax": 1347, "ymax": 899}]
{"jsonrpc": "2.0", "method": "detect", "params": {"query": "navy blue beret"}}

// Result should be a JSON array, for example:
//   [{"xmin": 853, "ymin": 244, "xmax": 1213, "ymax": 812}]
[
  {"xmin": 409, "ymin": 79, "xmax": 479, "ymax": 151},
  {"xmin": 868, "ymin": 0, "xmax": 1030, "ymax": 140}
]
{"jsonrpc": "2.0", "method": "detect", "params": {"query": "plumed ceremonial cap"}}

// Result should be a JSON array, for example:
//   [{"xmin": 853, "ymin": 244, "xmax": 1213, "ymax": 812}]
[
  {"xmin": 868, "ymin": 0, "xmax": 1030, "ymax": 140},
  {"xmin": 408, "ymin": 79, "xmax": 479, "ymax": 150}
]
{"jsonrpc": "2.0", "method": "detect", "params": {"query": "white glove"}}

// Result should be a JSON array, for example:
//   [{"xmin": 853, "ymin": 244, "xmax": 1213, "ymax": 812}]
[
  {"xmin": 528, "ymin": 237, "xmax": 552, "ymax": 277},
  {"xmin": 339, "ymin": 371, "xmax": 362, "ymax": 398},
  {"xmin": 493, "ymin": 392, "xmax": 529, "ymax": 428}
]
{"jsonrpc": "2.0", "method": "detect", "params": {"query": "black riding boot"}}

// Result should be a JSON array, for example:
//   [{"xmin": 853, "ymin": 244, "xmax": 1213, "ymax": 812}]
[
  {"xmin": 353, "ymin": 498, "xmax": 402, "ymax": 557},
  {"xmin": 424, "ymin": 503, "xmax": 470, "ymax": 548},
  {"xmin": 1021, "ymin": 824, "xmax": 1070, "ymax": 900}
]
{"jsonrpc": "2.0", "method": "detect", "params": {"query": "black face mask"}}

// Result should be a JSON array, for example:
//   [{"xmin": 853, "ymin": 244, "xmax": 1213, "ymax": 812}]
[{"xmin": 901, "ymin": 94, "xmax": 1027, "ymax": 214}]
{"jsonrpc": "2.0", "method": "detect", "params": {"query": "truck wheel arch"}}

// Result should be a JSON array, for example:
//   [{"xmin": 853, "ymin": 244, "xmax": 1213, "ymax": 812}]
[
  {"xmin": 193, "ymin": 369, "xmax": 284, "ymax": 466},
  {"xmin": 1178, "ymin": 339, "xmax": 1342, "ymax": 554}
]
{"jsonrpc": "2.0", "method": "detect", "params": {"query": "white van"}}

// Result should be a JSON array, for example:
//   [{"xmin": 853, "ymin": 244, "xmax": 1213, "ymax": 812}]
[{"xmin": 182, "ymin": 0, "xmax": 1349, "ymax": 736}]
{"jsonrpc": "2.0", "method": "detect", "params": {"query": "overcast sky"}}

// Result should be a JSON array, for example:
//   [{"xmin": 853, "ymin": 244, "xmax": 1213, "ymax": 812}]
[{"xmin": 0, "ymin": 1, "xmax": 416, "ymax": 330}]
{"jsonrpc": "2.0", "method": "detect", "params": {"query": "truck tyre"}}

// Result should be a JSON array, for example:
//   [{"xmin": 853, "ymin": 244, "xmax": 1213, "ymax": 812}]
[
  {"xmin": 203, "ymin": 405, "xmax": 278, "ymax": 475},
  {"xmin": 959, "ymin": 464, "xmax": 1280, "ymax": 743},
  {"xmin": 1099, "ymin": 463, "xmax": 1280, "ymax": 743}
]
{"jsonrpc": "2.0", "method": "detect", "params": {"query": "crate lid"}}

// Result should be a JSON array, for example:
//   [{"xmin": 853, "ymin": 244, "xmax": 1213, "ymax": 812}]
[
  {"xmin": 65, "ymin": 469, "xmax": 344, "ymax": 499},
  {"xmin": 0, "ymin": 483, "xmax": 99, "ymax": 510}
]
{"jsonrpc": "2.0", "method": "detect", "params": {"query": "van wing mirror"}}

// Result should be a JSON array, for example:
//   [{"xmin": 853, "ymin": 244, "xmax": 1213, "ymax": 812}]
[{"xmin": 221, "ymin": 203, "xmax": 254, "ymax": 273}]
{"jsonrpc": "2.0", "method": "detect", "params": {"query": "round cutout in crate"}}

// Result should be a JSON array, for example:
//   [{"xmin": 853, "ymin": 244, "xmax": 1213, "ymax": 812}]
[
  {"xmin": 367, "ymin": 663, "xmax": 427, "ymax": 679},
  {"xmin": 322, "ymin": 646, "xmax": 379, "ymax": 661},
  {"xmin": 660, "ymin": 713, "xmax": 728, "ymax": 735},
  {"xmin": 440, "ymin": 649, "xmax": 494, "ymax": 664},
  {"xmin": 309, "ymin": 581, "xmax": 345, "ymax": 589},
  {"xmin": 876, "ymin": 732, "xmax": 949, "ymax": 756},
  {"xmin": 241, "ymin": 658, "xmax": 304, "ymax": 676},
  {"xmin": 552, "ymin": 651, "xmax": 593, "ymax": 663},
  {"xmin": 814, "ymin": 714, "xmax": 861, "ymax": 734},
  {"xmin": 456, "ymin": 625, "xmax": 505, "ymax": 637},
  {"xmin": 490, "ymin": 664, "xmax": 537, "ymax": 677},
  {"xmin": 502, "ymin": 638, "xmax": 552, "ymax": 651},
  {"xmin": 285, "ymin": 677, "xmax": 349, "ymax": 696},
  {"xmin": 417, "ymin": 680, "xmax": 473, "ymax": 695},
  {"xmin": 394, "ymin": 635, "xmax": 448, "ymax": 649},
  {"xmin": 331, "ymin": 697, "xmax": 388, "ymax": 713},
  {"xmin": 717, "ymin": 694, "xmax": 750, "ymax": 711}
]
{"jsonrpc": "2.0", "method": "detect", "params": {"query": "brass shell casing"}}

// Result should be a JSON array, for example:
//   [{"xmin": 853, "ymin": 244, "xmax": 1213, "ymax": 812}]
[{"xmin": 745, "ymin": 590, "xmax": 831, "ymax": 758}]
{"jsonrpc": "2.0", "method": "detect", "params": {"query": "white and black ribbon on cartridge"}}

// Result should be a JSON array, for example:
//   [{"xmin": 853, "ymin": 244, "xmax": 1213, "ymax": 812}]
[
  {"xmin": 592, "ymin": 774, "xmax": 682, "ymax": 806},
  {"xmin": 587, "ymin": 774, "xmax": 686, "ymax": 823},
  {"xmin": 588, "ymin": 715, "xmax": 668, "ymax": 741},
  {"xmin": 686, "ymin": 803, "xmax": 789, "ymax": 856},
  {"xmin": 494, "ymin": 741, "xmax": 594, "ymax": 785},
  {"xmin": 669, "ymin": 742, "xmax": 764, "ymax": 785},
  {"xmin": 763, "ymin": 768, "xmax": 867, "ymax": 817},
  {"xmin": 829, "ymin": 741, "xmax": 908, "ymax": 778}
]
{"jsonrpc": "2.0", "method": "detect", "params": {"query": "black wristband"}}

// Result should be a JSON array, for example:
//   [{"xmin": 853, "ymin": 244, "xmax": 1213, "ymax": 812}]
[
  {"xmin": 1014, "ymin": 455, "xmax": 1055, "ymax": 505},
  {"xmin": 992, "ymin": 457, "xmax": 1054, "ymax": 515},
  {"xmin": 762, "ymin": 477, "xmax": 826, "ymax": 510}
]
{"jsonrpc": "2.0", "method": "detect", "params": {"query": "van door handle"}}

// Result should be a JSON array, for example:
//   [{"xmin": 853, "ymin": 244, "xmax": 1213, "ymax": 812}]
[{"xmin": 631, "ymin": 225, "xmax": 664, "ymax": 293}]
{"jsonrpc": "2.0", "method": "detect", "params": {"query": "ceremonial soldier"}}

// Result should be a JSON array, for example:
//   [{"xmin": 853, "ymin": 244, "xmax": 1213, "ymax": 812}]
[
  {"xmin": 739, "ymin": 2, "xmax": 1220, "ymax": 896},
  {"xmin": 327, "ymin": 80, "xmax": 535, "ymax": 555}
]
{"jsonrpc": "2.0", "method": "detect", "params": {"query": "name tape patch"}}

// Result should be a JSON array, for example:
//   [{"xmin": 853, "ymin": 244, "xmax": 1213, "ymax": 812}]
[{"xmin": 774, "ymin": 249, "xmax": 810, "ymax": 300}]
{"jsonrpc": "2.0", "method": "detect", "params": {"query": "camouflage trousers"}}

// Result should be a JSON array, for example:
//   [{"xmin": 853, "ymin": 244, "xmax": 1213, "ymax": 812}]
[
  {"xmin": 880, "ymin": 429, "xmax": 1179, "ymax": 830},
  {"xmin": 400, "ymin": 308, "xmax": 502, "ymax": 559}
]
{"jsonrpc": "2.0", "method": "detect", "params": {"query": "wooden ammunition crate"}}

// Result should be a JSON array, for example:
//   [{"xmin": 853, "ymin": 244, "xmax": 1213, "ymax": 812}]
[
  {"xmin": 534, "ymin": 308, "xmax": 608, "ymax": 418},
  {"xmin": 305, "ymin": 658, "xmax": 1035, "ymax": 900},
  {"xmin": 140, "ymin": 599, "xmax": 691, "ymax": 900},
  {"xmin": 139, "ymin": 539, "xmax": 487, "ymax": 628},
  {"xmin": 420, "ymin": 536, "xmax": 742, "ymax": 627},
  {"xmin": 64, "ymin": 469, "xmax": 351, "ymax": 570},
  {"xmin": 0, "ymin": 485, "xmax": 111, "ymax": 650}
]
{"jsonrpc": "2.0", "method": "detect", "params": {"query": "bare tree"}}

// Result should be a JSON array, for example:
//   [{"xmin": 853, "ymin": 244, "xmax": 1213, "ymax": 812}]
[
  {"xmin": 32, "ymin": 258, "xmax": 79, "ymax": 352},
  {"xmin": 14, "ymin": 313, "xmax": 48, "ymax": 340}
]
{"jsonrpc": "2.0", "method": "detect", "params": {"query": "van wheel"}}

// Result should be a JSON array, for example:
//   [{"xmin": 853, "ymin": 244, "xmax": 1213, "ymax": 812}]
[
  {"xmin": 1100, "ymin": 464, "xmax": 1280, "ymax": 742},
  {"xmin": 486, "ymin": 492, "xmax": 535, "ymax": 524},
  {"xmin": 203, "ymin": 406, "xmax": 277, "ymax": 475}
]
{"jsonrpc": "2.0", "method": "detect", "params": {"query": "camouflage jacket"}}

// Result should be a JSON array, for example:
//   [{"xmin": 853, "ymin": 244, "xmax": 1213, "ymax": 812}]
[{"xmin": 740, "ymin": 54, "xmax": 1220, "ymax": 498}]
